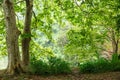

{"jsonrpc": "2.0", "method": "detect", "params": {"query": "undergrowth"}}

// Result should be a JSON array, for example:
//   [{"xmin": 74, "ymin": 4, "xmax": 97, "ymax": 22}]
[
  {"xmin": 30, "ymin": 56, "xmax": 71, "ymax": 75},
  {"xmin": 79, "ymin": 54, "xmax": 120, "ymax": 73}
]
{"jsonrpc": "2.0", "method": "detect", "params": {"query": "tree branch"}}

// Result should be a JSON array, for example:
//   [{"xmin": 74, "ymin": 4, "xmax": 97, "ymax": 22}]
[
  {"xmin": 32, "ymin": 10, "xmax": 37, "ymax": 20},
  {"xmin": 16, "ymin": 0, "xmax": 25, "ymax": 4}
]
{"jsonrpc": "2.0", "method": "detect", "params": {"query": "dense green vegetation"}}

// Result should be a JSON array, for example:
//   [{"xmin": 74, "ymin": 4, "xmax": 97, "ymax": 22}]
[
  {"xmin": 79, "ymin": 54, "xmax": 120, "ymax": 73},
  {"xmin": 30, "ymin": 56, "xmax": 71, "ymax": 75}
]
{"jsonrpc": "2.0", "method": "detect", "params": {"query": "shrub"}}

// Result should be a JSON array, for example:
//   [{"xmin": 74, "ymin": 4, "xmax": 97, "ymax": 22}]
[
  {"xmin": 30, "ymin": 59, "xmax": 50, "ymax": 75},
  {"xmin": 112, "ymin": 53, "xmax": 119, "ymax": 62},
  {"xmin": 30, "ymin": 57, "xmax": 71, "ymax": 75},
  {"xmin": 111, "ymin": 53, "xmax": 120, "ymax": 71},
  {"xmin": 79, "ymin": 57, "xmax": 120, "ymax": 73},
  {"xmin": 79, "ymin": 58, "xmax": 110, "ymax": 73},
  {"xmin": 48, "ymin": 57, "xmax": 71, "ymax": 74}
]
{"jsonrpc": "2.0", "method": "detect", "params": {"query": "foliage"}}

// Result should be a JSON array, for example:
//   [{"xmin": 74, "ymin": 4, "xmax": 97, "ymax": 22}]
[
  {"xmin": 64, "ymin": 27, "xmax": 104, "ymax": 64},
  {"xmin": 30, "ymin": 40, "xmax": 54, "ymax": 61},
  {"xmin": 110, "ymin": 53, "xmax": 120, "ymax": 71},
  {"xmin": 79, "ymin": 58, "xmax": 111, "ymax": 73},
  {"xmin": 30, "ymin": 58, "xmax": 50, "ymax": 75},
  {"xmin": 48, "ymin": 56, "xmax": 71, "ymax": 74},
  {"xmin": 0, "ymin": 3, "xmax": 6, "ymax": 56},
  {"xmin": 30, "ymin": 56, "xmax": 71, "ymax": 75},
  {"xmin": 79, "ymin": 54, "xmax": 120, "ymax": 73},
  {"xmin": 59, "ymin": 0, "xmax": 120, "ymax": 63},
  {"xmin": 65, "ymin": 27, "xmax": 104, "ymax": 53}
]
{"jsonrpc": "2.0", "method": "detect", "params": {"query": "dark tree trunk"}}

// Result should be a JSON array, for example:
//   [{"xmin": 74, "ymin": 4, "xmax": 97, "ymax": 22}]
[
  {"xmin": 22, "ymin": 0, "xmax": 33, "ymax": 67},
  {"xmin": 111, "ymin": 30, "xmax": 119, "ymax": 54}
]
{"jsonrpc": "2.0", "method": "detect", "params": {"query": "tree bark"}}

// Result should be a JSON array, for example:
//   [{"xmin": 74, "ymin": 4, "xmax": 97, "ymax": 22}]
[
  {"xmin": 3, "ymin": 0, "xmax": 23, "ymax": 75},
  {"xmin": 22, "ymin": 0, "xmax": 33, "ymax": 67},
  {"xmin": 111, "ymin": 30, "xmax": 119, "ymax": 54}
]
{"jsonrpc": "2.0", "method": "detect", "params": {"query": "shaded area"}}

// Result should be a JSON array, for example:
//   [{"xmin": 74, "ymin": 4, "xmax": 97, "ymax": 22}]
[{"xmin": 0, "ymin": 71, "xmax": 120, "ymax": 80}]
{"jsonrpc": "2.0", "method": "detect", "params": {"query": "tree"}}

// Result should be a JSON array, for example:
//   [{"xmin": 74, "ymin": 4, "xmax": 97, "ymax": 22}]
[
  {"xmin": 3, "ymin": 0, "xmax": 23, "ymax": 74},
  {"xmin": 22, "ymin": 0, "xmax": 33, "ymax": 67},
  {"xmin": 55, "ymin": 0, "xmax": 120, "ymax": 60},
  {"xmin": 2, "ymin": 0, "xmax": 33, "ymax": 74}
]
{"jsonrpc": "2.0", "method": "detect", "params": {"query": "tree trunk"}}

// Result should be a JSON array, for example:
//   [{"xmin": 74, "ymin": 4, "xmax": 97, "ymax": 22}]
[
  {"xmin": 3, "ymin": 0, "xmax": 23, "ymax": 75},
  {"xmin": 22, "ymin": 0, "xmax": 33, "ymax": 67},
  {"xmin": 112, "ymin": 40, "xmax": 118, "ymax": 54},
  {"xmin": 111, "ymin": 30, "xmax": 119, "ymax": 54}
]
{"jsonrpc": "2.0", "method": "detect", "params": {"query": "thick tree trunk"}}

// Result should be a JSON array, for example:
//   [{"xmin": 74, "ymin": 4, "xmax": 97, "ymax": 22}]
[
  {"xmin": 22, "ymin": 0, "xmax": 33, "ymax": 67},
  {"xmin": 3, "ymin": 0, "xmax": 23, "ymax": 75}
]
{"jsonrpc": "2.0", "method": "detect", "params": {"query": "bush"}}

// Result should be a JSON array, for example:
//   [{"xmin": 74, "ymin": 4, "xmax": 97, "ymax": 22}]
[
  {"xmin": 30, "ymin": 57, "xmax": 71, "ymax": 75},
  {"xmin": 111, "ymin": 53, "xmax": 120, "ymax": 71},
  {"xmin": 79, "ymin": 58, "xmax": 110, "ymax": 73},
  {"xmin": 48, "ymin": 57, "xmax": 71, "ymax": 74},
  {"xmin": 79, "ymin": 56, "xmax": 120, "ymax": 73},
  {"xmin": 30, "ymin": 59, "xmax": 50, "ymax": 75}
]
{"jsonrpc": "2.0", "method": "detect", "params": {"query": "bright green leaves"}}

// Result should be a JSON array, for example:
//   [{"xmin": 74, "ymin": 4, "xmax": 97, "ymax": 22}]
[
  {"xmin": 62, "ymin": 0, "xmax": 74, "ymax": 10},
  {"xmin": 32, "ymin": 0, "xmax": 57, "ymax": 40},
  {"xmin": 67, "ymin": 28, "xmax": 93, "ymax": 48},
  {"xmin": 62, "ymin": 0, "xmax": 120, "ymax": 62},
  {"xmin": 14, "ymin": 1, "xmax": 25, "ymax": 13},
  {"xmin": 0, "ymin": 0, "xmax": 6, "ymax": 56},
  {"xmin": 30, "ymin": 40, "xmax": 54, "ymax": 60},
  {"xmin": 41, "ymin": 25, "xmax": 52, "ymax": 40}
]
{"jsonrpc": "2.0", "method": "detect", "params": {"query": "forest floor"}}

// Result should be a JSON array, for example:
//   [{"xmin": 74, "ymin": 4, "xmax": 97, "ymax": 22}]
[{"xmin": 0, "ymin": 70, "xmax": 120, "ymax": 80}]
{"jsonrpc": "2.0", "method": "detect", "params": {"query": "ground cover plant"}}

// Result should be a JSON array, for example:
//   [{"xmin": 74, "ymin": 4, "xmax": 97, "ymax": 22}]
[
  {"xmin": 30, "ymin": 56, "xmax": 71, "ymax": 75},
  {"xmin": 79, "ymin": 54, "xmax": 120, "ymax": 73}
]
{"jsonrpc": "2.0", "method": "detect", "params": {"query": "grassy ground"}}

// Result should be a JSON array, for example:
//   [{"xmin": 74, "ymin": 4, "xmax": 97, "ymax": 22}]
[{"xmin": 0, "ymin": 70, "xmax": 120, "ymax": 80}]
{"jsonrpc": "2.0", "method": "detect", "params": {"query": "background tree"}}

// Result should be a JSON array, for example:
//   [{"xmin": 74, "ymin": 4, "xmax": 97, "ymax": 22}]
[{"xmin": 54, "ymin": 0, "xmax": 120, "ymax": 60}]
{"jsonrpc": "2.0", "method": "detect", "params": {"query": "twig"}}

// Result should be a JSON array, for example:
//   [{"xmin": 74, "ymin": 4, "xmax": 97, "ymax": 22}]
[
  {"xmin": 32, "ymin": 11, "xmax": 37, "ymax": 20},
  {"xmin": 32, "ymin": 10, "xmax": 38, "ymax": 28}
]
